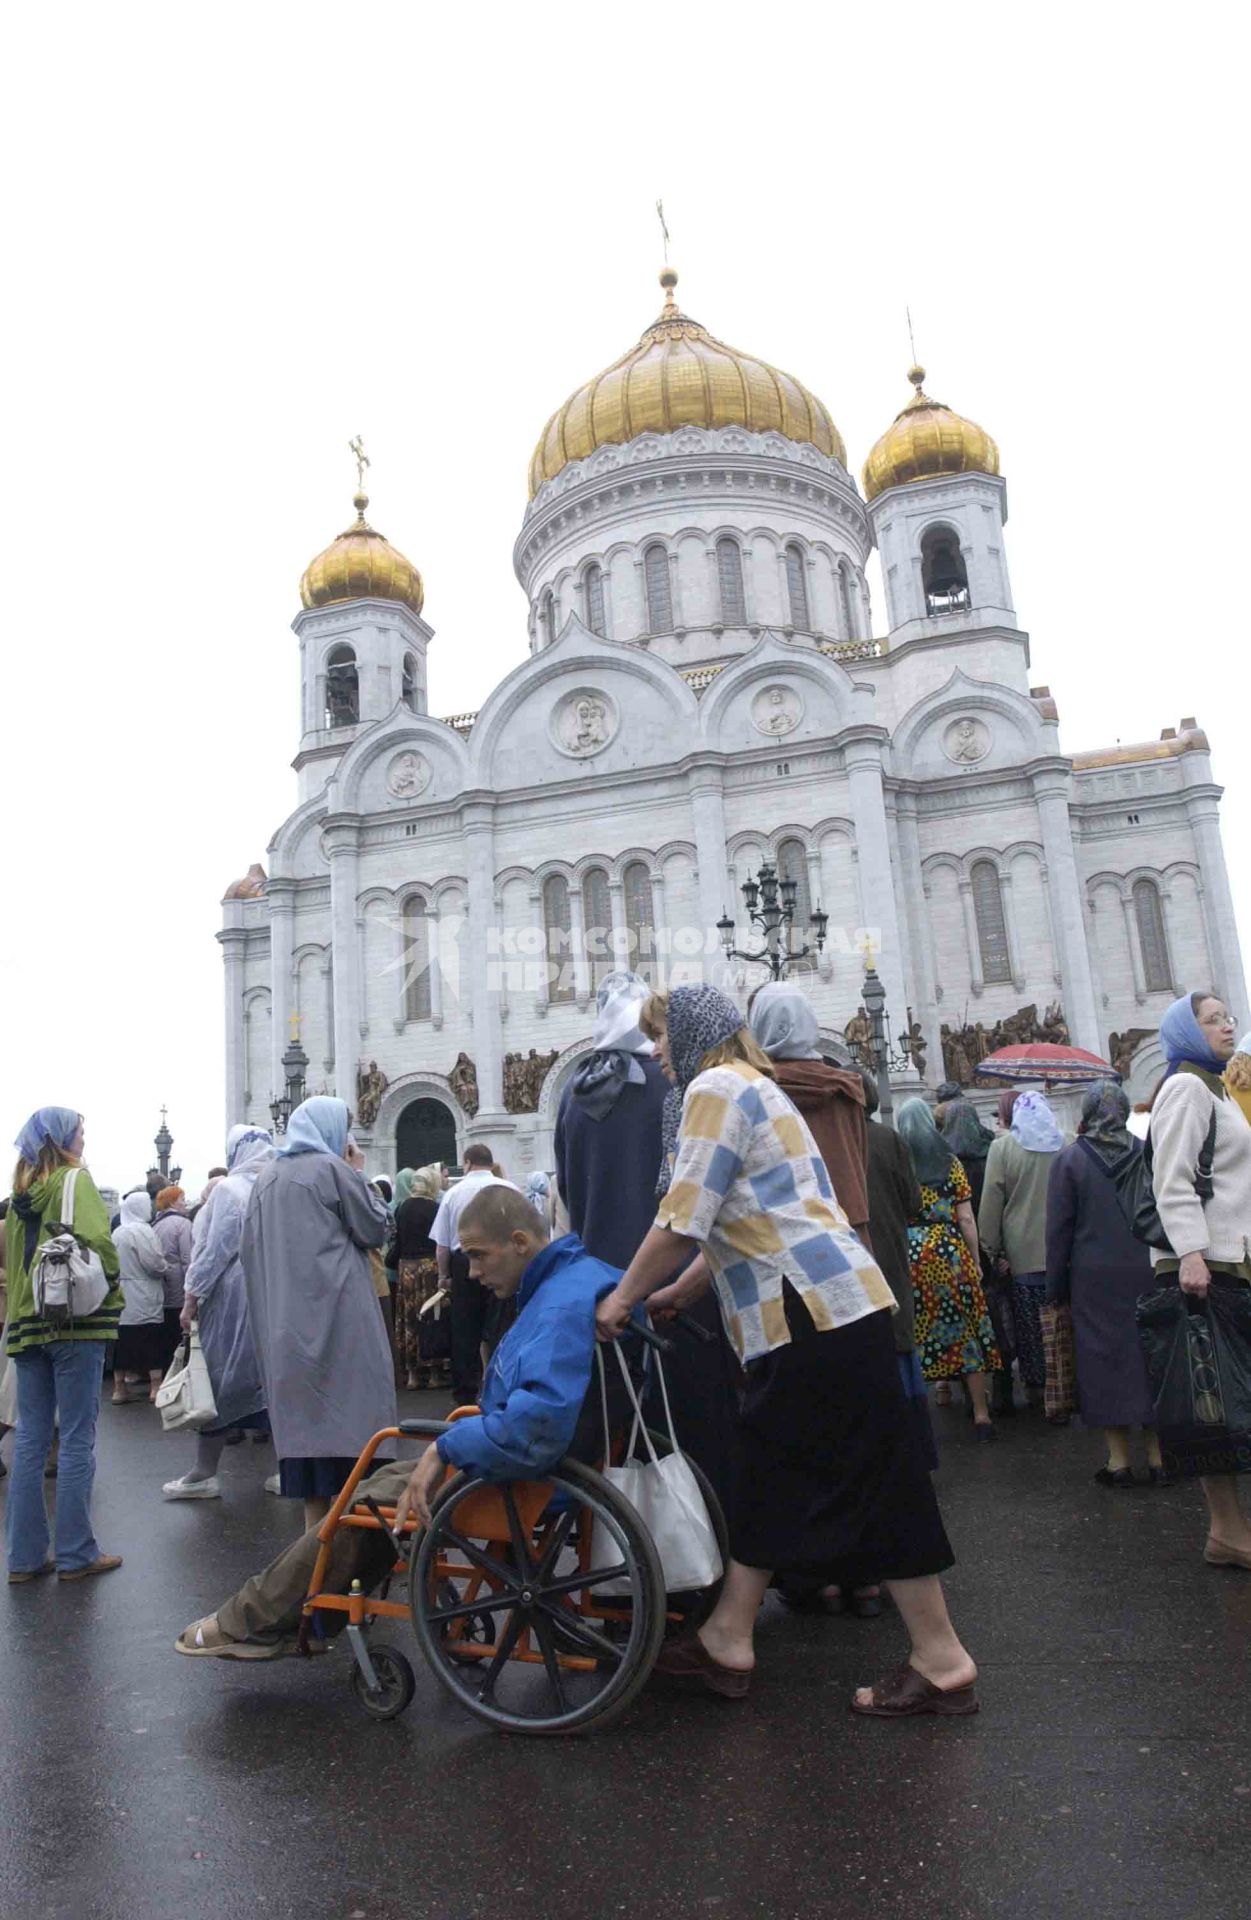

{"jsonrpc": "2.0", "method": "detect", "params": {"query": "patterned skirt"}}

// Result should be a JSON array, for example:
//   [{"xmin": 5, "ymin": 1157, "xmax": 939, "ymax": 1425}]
[
  {"xmin": 908, "ymin": 1223, "xmax": 1001, "ymax": 1380},
  {"xmin": 394, "ymin": 1257, "xmax": 447, "ymax": 1386}
]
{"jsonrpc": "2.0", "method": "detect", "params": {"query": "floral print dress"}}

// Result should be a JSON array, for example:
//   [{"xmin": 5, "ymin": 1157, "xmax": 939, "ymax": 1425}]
[{"xmin": 908, "ymin": 1160, "xmax": 1000, "ymax": 1380}]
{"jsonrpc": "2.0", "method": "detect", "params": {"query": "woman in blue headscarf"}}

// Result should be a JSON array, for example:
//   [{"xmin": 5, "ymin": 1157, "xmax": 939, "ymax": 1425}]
[
  {"xmin": 241, "ymin": 1098, "xmax": 394, "ymax": 1530},
  {"xmin": 1149, "ymin": 990, "xmax": 1251, "ymax": 1567}
]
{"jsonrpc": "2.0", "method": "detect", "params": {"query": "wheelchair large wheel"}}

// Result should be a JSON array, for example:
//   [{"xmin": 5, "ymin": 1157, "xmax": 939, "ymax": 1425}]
[
  {"xmin": 410, "ymin": 1458, "xmax": 666, "ymax": 1736},
  {"xmin": 642, "ymin": 1429, "xmax": 731, "ymax": 1630}
]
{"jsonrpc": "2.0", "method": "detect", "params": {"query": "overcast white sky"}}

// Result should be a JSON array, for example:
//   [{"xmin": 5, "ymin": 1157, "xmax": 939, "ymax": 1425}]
[{"xmin": 3, "ymin": 2, "xmax": 1246, "ymax": 1194}]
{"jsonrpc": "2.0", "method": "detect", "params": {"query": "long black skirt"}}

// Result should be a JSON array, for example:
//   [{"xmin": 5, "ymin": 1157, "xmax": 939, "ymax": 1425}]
[{"xmin": 731, "ymin": 1289, "xmax": 954, "ymax": 1586}]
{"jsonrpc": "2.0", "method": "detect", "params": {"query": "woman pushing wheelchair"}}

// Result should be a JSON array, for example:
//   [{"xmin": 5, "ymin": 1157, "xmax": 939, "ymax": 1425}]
[{"xmin": 595, "ymin": 985, "xmax": 979, "ymax": 1718}]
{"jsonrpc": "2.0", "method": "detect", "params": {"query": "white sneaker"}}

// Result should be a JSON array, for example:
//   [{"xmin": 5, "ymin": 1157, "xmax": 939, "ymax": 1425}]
[
  {"xmin": 264, "ymin": 1473, "xmax": 283, "ymax": 1495},
  {"xmin": 163, "ymin": 1474, "xmax": 222, "ymax": 1500}
]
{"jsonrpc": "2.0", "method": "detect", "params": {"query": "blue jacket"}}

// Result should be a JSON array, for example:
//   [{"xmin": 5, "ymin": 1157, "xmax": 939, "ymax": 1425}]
[{"xmin": 435, "ymin": 1234, "xmax": 622, "ymax": 1480}]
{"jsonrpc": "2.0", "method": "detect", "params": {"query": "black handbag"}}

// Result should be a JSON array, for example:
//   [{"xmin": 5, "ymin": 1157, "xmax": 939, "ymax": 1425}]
[
  {"xmin": 1102, "ymin": 1110, "xmax": 1216, "ymax": 1252},
  {"xmin": 1137, "ymin": 1283, "xmax": 1251, "ymax": 1477}
]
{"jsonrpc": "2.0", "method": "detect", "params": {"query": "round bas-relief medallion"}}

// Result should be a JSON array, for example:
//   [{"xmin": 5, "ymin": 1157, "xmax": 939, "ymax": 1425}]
[
  {"xmin": 751, "ymin": 683, "xmax": 803, "ymax": 737},
  {"xmin": 552, "ymin": 687, "xmax": 618, "ymax": 758},
  {"xmin": 386, "ymin": 749, "xmax": 433, "ymax": 799},
  {"xmin": 942, "ymin": 716, "xmax": 992, "ymax": 765}
]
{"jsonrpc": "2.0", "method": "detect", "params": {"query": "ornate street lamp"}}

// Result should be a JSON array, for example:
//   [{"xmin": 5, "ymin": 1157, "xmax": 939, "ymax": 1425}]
[
  {"xmin": 717, "ymin": 860, "xmax": 828, "ymax": 983},
  {"xmin": 270, "ymin": 1017, "xmax": 309, "ymax": 1136},
  {"xmin": 154, "ymin": 1107, "xmax": 174, "ymax": 1181}
]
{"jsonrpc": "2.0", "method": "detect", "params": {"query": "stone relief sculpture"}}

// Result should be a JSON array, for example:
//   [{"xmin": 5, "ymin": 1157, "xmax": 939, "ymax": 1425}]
[
  {"xmin": 355, "ymin": 1059, "xmax": 388, "ymax": 1127},
  {"xmin": 1109, "ymin": 1028, "xmax": 1156, "ymax": 1081},
  {"xmin": 942, "ymin": 717, "xmax": 991, "ymax": 764},
  {"xmin": 940, "ymin": 1001, "xmax": 1070, "ymax": 1086},
  {"xmin": 386, "ymin": 750, "xmax": 432, "ymax": 799},
  {"xmin": 751, "ymin": 684, "xmax": 803, "ymax": 737},
  {"xmin": 503, "ymin": 1047, "xmax": 560, "ymax": 1114},
  {"xmin": 447, "ymin": 1051, "xmax": 479, "ymax": 1117},
  {"xmin": 553, "ymin": 689, "xmax": 616, "ymax": 757}
]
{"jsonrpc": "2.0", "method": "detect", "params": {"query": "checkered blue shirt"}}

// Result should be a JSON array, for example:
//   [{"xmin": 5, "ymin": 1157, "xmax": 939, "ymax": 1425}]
[{"xmin": 654, "ymin": 1064, "xmax": 895, "ymax": 1362}]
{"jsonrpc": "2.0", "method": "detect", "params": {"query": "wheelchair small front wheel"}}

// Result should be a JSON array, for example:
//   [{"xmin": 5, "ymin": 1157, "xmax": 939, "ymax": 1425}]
[{"xmin": 350, "ymin": 1644, "xmax": 416, "ymax": 1721}]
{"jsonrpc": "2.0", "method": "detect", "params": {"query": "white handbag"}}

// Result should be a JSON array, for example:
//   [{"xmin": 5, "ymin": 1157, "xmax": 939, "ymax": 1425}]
[
  {"xmin": 30, "ymin": 1169, "xmax": 109, "ymax": 1327},
  {"xmin": 155, "ymin": 1327, "xmax": 218, "ymax": 1432},
  {"xmin": 591, "ymin": 1341, "xmax": 723, "ymax": 1595}
]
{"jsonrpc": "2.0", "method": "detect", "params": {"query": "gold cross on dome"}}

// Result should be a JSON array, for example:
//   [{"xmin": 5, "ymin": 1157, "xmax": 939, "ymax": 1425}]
[
  {"xmin": 656, "ymin": 198, "xmax": 670, "ymax": 264},
  {"xmin": 348, "ymin": 435, "xmax": 370, "ymax": 490}
]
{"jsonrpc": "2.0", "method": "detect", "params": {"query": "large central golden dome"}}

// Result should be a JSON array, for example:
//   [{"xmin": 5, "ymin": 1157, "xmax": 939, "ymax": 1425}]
[{"xmin": 528, "ymin": 270, "xmax": 846, "ymax": 498}]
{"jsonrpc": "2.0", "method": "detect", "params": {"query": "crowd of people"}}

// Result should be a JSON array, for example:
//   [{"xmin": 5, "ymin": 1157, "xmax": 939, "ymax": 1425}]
[{"xmin": 3, "ymin": 979, "xmax": 1251, "ymax": 1715}]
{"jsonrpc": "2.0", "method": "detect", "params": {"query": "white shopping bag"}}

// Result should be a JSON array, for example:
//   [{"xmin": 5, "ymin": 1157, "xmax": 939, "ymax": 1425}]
[
  {"xmin": 155, "ymin": 1328, "xmax": 218, "ymax": 1432},
  {"xmin": 591, "ymin": 1342, "xmax": 723, "ymax": 1595}
]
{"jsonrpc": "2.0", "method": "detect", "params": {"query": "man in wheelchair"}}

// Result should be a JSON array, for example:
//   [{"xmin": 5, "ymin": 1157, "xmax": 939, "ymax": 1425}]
[{"xmin": 176, "ymin": 1187, "xmax": 631, "ymax": 1659}]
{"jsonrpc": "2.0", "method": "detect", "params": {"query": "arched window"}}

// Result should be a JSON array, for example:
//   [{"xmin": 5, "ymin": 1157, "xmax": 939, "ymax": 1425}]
[
  {"xmin": 403, "ymin": 897, "xmax": 431, "ymax": 1022},
  {"xmin": 542, "ymin": 874, "xmax": 574, "ymax": 1004},
  {"xmin": 539, "ymin": 589, "xmax": 556, "ymax": 647},
  {"xmin": 1134, "ymin": 878, "xmax": 1173, "ymax": 993},
  {"xmin": 582, "ymin": 868, "xmax": 611, "ymax": 990},
  {"xmin": 584, "ymin": 563, "xmax": 606, "ymax": 637},
  {"xmin": 921, "ymin": 525, "xmax": 970, "ymax": 615},
  {"xmin": 623, "ymin": 860, "xmax": 655, "ymax": 982},
  {"xmin": 324, "ymin": 644, "xmax": 359, "ymax": 728},
  {"xmin": 716, "ymin": 536, "xmax": 746, "ymax": 626},
  {"xmin": 776, "ymin": 838, "xmax": 812, "ymax": 954},
  {"xmin": 644, "ymin": 544, "xmax": 672, "ymax": 635},
  {"xmin": 970, "ymin": 860, "xmax": 1011, "ymax": 983},
  {"xmin": 401, "ymin": 652, "xmax": 418, "ymax": 712},
  {"xmin": 785, "ymin": 544, "xmax": 810, "ymax": 630},
  {"xmin": 838, "ymin": 562, "xmax": 856, "ymax": 639}
]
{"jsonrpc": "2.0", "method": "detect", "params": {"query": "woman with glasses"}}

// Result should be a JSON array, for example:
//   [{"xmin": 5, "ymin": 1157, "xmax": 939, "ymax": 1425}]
[{"xmin": 1149, "ymin": 991, "xmax": 1251, "ymax": 1567}]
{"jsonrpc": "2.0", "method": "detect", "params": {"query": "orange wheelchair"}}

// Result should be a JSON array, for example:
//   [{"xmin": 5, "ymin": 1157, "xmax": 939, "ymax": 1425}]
[{"xmin": 299, "ymin": 1340, "xmax": 728, "ymax": 1736}]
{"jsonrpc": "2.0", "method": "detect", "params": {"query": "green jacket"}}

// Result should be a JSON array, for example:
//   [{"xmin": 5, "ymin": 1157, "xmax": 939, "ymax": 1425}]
[{"xmin": 4, "ymin": 1164, "xmax": 122, "ymax": 1355}]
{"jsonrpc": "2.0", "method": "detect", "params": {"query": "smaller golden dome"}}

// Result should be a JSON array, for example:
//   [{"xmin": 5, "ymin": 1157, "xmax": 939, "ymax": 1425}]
[
  {"xmin": 299, "ymin": 491, "xmax": 424, "ymax": 615},
  {"xmin": 223, "ymin": 862, "xmax": 267, "ymax": 901},
  {"xmin": 862, "ymin": 366, "xmax": 999, "ymax": 502}
]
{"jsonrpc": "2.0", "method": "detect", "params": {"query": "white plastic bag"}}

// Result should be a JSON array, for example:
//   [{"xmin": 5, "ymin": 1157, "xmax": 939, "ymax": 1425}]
[
  {"xmin": 155, "ymin": 1328, "xmax": 218, "ymax": 1432},
  {"xmin": 592, "ymin": 1342, "xmax": 723, "ymax": 1595}
]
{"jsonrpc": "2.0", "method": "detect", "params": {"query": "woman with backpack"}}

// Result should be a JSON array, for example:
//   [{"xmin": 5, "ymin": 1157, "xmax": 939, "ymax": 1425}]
[
  {"xmin": 1044, "ymin": 1081, "xmax": 1161, "ymax": 1486},
  {"xmin": 1149, "ymin": 991, "xmax": 1251, "ymax": 1568},
  {"xmin": 4, "ymin": 1107, "xmax": 123, "ymax": 1583}
]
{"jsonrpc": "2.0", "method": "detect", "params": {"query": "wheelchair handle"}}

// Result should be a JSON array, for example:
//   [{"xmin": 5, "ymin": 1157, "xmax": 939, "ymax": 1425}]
[
  {"xmin": 397, "ymin": 1417, "xmax": 450, "ymax": 1438},
  {"xmin": 631, "ymin": 1319, "xmax": 673, "ymax": 1356}
]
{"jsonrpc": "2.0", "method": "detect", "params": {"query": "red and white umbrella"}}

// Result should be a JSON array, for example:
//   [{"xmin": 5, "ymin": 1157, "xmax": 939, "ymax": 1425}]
[{"xmin": 972, "ymin": 1042, "xmax": 1117, "ymax": 1085}]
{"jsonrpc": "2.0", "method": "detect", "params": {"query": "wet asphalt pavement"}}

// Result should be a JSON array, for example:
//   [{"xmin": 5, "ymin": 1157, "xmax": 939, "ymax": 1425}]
[{"xmin": 2, "ymin": 1393, "xmax": 1250, "ymax": 1920}]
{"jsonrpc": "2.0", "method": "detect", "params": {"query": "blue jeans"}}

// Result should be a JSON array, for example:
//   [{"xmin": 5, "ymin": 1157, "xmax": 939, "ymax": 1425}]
[{"xmin": 5, "ymin": 1341, "xmax": 106, "ymax": 1573}]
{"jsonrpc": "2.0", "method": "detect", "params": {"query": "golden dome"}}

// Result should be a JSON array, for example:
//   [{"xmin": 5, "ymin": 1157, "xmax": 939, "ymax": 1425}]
[
  {"xmin": 299, "ymin": 491, "xmax": 424, "ymax": 615},
  {"xmin": 528, "ymin": 270, "xmax": 846, "ymax": 498},
  {"xmin": 862, "ymin": 366, "xmax": 999, "ymax": 502},
  {"xmin": 222, "ymin": 862, "xmax": 266, "ymax": 901}
]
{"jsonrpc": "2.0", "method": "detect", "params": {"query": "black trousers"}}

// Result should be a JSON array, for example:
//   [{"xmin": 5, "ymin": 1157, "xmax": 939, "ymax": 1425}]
[{"xmin": 448, "ymin": 1252, "xmax": 488, "ymax": 1406}]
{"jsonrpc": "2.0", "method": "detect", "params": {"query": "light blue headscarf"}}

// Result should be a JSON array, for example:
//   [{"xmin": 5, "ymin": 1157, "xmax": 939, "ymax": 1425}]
[
  {"xmin": 14, "ymin": 1106, "xmax": 81, "ymax": 1164},
  {"xmin": 278, "ymin": 1096, "xmax": 350, "ymax": 1158},
  {"xmin": 1159, "ymin": 992, "xmax": 1229, "ymax": 1077},
  {"xmin": 1010, "ymin": 1090, "xmax": 1064, "ymax": 1152}
]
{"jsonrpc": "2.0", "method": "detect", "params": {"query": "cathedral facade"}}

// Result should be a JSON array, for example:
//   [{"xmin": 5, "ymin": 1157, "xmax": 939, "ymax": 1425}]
[{"xmin": 220, "ymin": 269, "xmax": 1246, "ymax": 1178}]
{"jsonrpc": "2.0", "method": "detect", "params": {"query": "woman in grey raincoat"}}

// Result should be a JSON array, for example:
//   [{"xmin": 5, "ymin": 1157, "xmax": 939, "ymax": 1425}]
[
  {"xmin": 242, "ymin": 1097, "xmax": 393, "ymax": 1529},
  {"xmin": 163, "ymin": 1125, "xmax": 276, "ymax": 1501}
]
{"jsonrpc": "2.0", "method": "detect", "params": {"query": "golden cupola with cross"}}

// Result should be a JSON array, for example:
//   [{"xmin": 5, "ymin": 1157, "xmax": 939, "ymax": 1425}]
[
  {"xmin": 862, "ymin": 365, "xmax": 999, "ymax": 502},
  {"xmin": 299, "ymin": 490, "xmax": 424, "ymax": 615},
  {"xmin": 528, "ymin": 269, "xmax": 847, "ymax": 497}
]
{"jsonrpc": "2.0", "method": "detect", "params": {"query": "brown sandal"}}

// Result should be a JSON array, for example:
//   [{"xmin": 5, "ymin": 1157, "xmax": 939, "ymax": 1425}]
[
  {"xmin": 653, "ymin": 1631, "xmax": 751, "ymax": 1698},
  {"xmin": 851, "ymin": 1662, "xmax": 979, "ymax": 1718}
]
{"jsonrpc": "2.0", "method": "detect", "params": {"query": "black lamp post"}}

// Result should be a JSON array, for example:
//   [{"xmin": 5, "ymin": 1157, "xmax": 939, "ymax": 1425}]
[
  {"xmin": 154, "ymin": 1107, "xmax": 174, "ymax": 1180},
  {"xmin": 717, "ymin": 861, "xmax": 828, "ymax": 983},
  {"xmin": 270, "ymin": 1025, "xmax": 309, "ymax": 1137}
]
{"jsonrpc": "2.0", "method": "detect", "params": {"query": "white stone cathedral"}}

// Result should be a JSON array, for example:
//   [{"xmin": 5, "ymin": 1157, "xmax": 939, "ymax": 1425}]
[{"xmin": 220, "ymin": 268, "xmax": 1246, "ymax": 1178}]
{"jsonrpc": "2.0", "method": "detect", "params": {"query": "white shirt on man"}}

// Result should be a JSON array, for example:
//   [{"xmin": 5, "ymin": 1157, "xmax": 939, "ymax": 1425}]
[{"xmin": 431, "ymin": 1169, "xmax": 520, "ymax": 1253}]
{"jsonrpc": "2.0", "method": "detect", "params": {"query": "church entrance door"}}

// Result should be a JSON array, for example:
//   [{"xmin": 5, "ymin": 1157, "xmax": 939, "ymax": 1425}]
[{"xmin": 396, "ymin": 1098, "xmax": 458, "ymax": 1174}]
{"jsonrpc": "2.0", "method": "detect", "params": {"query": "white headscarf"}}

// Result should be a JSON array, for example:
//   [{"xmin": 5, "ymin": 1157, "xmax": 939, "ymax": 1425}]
[
  {"xmin": 114, "ymin": 1188, "xmax": 164, "ymax": 1265},
  {"xmin": 1010, "ymin": 1089, "xmax": 1064, "ymax": 1153},
  {"xmin": 590, "ymin": 971, "xmax": 654, "ymax": 1055},
  {"xmin": 749, "ymin": 982, "xmax": 821, "ymax": 1060}
]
